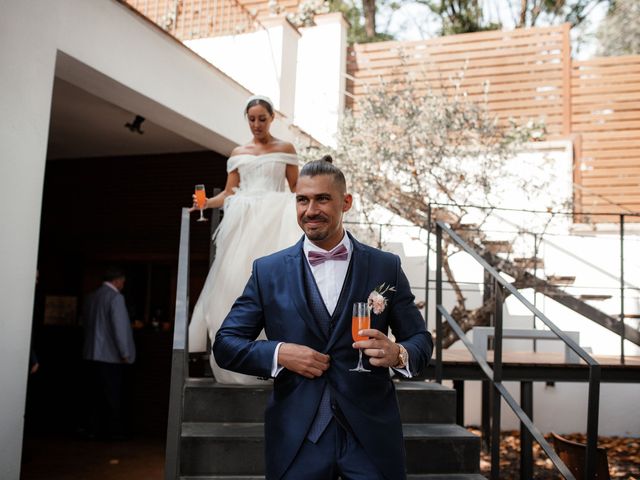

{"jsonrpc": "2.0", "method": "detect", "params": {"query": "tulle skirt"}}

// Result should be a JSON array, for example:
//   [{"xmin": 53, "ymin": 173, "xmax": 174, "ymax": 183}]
[{"xmin": 188, "ymin": 189, "xmax": 301, "ymax": 384}]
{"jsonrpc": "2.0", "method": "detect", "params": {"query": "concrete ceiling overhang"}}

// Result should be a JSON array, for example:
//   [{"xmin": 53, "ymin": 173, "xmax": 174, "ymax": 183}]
[
  {"xmin": 47, "ymin": 77, "xmax": 208, "ymax": 159},
  {"xmin": 49, "ymin": 50, "xmax": 239, "ymax": 160}
]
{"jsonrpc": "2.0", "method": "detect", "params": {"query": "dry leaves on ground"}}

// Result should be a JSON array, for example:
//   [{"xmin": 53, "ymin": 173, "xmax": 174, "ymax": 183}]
[{"xmin": 468, "ymin": 428, "xmax": 639, "ymax": 479}]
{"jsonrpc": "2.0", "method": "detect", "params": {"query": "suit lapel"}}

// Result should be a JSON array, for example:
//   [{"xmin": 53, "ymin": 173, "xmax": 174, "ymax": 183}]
[
  {"xmin": 327, "ymin": 232, "xmax": 370, "ymax": 349},
  {"xmin": 285, "ymin": 238, "xmax": 326, "ymax": 343}
]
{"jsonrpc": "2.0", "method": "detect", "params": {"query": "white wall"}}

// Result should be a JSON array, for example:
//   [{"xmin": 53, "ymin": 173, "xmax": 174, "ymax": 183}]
[
  {"xmin": 186, "ymin": 12, "xmax": 348, "ymax": 147},
  {"xmin": 294, "ymin": 13, "xmax": 349, "ymax": 147},
  {"xmin": 456, "ymin": 380, "xmax": 640, "ymax": 436},
  {"xmin": 0, "ymin": 1, "xmax": 301, "ymax": 477},
  {"xmin": 0, "ymin": 5, "xmax": 56, "ymax": 478},
  {"xmin": 186, "ymin": 16, "xmax": 301, "ymax": 118}
]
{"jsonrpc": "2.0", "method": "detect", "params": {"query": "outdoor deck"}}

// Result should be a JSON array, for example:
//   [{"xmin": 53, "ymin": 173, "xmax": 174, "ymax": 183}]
[{"xmin": 424, "ymin": 350, "xmax": 640, "ymax": 382}]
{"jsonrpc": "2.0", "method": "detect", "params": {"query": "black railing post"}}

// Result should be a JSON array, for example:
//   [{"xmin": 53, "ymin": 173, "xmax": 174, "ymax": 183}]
[
  {"xmin": 425, "ymin": 204, "xmax": 432, "ymax": 328},
  {"xmin": 620, "ymin": 214, "xmax": 625, "ymax": 364},
  {"xmin": 453, "ymin": 380, "xmax": 465, "ymax": 426},
  {"xmin": 532, "ymin": 233, "xmax": 538, "ymax": 353},
  {"xmin": 481, "ymin": 265, "xmax": 492, "ymax": 452},
  {"xmin": 435, "ymin": 222, "xmax": 443, "ymax": 384},
  {"xmin": 520, "ymin": 381, "xmax": 533, "ymax": 480},
  {"xmin": 491, "ymin": 279, "xmax": 504, "ymax": 480},
  {"xmin": 481, "ymin": 381, "xmax": 491, "ymax": 452},
  {"xmin": 585, "ymin": 365, "xmax": 601, "ymax": 480}
]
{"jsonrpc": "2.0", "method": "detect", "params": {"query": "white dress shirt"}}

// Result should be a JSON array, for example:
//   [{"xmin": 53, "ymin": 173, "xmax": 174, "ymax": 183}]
[
  {"xmin": 303, "ymin": 233, "xmax": 353, "ymax": 315},
  {"xmin": 271, "ymin": 231, "xmax": 410, "ymax": 377}
]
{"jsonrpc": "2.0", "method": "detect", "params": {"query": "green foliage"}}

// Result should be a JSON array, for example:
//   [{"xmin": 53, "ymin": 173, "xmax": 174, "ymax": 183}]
[
  {"xmin": 516, "ymin": 0, "xmax": 609, "ymax": 28},
  {"xmin": 300, "ymin": 74, "xmax": 546, "ymax": 223},
  {"xmin": 597, "ymin": 0, "xmax": 640, "ymax": 55},
  {"xmin": 327, "ymin": 0, "xmax": 394, "ymax": 43},
  {"xmin": 416, "ymin": 0, "xmax": 501, "ymax": 35}
]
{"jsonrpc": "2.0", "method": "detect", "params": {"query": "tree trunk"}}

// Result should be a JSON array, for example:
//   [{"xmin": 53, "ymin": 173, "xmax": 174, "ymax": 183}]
[
  {"xmin": 363, "ymin": 0, "xmax": 376, "ymax": 39},
  {"xmin": 519, "ymin": 0, "xmax": 528, "ymax": 27}
]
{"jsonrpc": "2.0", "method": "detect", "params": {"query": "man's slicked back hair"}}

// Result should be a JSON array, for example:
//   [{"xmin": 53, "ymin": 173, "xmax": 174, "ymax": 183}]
[{"xmin": 299, "ymin": 155, "xmax": 347, "ymax": 193}]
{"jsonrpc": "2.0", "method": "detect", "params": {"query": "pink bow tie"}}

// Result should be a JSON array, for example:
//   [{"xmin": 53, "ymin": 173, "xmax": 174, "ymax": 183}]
[{"xmin": 308, "ymin": 244, "xmax": 349, "ymax": 266}]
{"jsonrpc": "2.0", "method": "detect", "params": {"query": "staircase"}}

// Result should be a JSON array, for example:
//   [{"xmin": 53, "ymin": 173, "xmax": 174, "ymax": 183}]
[
  {"xmin": 177, "ymin": 378, "xmax": 485, "ymax": 479},
  {"xmin": 433, "ymin": 208, "xmax": 640, "ymax": 348}
]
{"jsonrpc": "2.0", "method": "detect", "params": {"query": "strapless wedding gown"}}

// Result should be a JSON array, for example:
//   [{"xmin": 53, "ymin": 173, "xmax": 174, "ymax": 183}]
[{"xmin": 188, "ymin": 152, "xmax": 301, "ymax": 384}]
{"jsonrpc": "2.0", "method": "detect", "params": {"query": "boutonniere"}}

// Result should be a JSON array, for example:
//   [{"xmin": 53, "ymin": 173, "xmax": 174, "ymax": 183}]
[{"xmin": 367, "ymin": 283, "xmax": 396, "ymax": 315}]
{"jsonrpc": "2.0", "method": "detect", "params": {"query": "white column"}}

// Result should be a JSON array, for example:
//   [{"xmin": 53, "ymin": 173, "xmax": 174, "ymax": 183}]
[
  {"xmin": 260, "ymin": 16, "xmax": 300, "ymax": 119},
  {"xmin": 0, "ymin": 3, "xmax": 56, "ymax": 478},
  {"xmin": 294, "ymin": 13, "xmax": 349, "ymax": 147},
  {"xmin": 186, "ymin": 15, "xmax": 300, "ymax": 120}
]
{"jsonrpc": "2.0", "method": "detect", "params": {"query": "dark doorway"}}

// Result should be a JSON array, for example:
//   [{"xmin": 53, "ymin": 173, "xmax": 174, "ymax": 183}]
[{"xmin": 26, "ymin": 150, "xmax": 226, "ymax": 439}]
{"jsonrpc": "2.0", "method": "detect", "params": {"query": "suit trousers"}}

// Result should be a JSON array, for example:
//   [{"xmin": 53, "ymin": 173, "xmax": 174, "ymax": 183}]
[
  {"xmin": 86, "ymin": 360, "xmax": 126, "ymax": 438},
  {"xmin": 280, "ymin": 418, "xmax": 385, "ymax": 480}
]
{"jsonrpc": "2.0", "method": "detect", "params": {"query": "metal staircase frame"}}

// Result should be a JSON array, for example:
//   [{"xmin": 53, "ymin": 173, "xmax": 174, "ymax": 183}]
[
  {"xmin": 425, "ymin": 203, "xmax": 640, "ymax": 357},
  {"xmin": 435, "ymin": 220, "xmax": 602, "ymax": 480}
]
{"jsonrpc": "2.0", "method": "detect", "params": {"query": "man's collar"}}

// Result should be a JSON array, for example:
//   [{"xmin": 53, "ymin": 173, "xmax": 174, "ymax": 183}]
[
  {"xmin": 303, "ymin": 230, "xmax": 352, "ymax": 254},
  {"xmin": 103, "ymin": 281, "xmax": 119, "ymax": 293}
]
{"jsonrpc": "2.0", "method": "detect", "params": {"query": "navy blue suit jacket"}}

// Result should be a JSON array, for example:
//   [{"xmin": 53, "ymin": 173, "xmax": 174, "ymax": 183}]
[{"xmin": 213, "ymin": 234, "xmax": 433, "ymax": 479}]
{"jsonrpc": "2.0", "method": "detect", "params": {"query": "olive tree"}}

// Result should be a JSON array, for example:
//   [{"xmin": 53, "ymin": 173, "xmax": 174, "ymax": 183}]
[{"xmin": 299, "ymin": 75, "xmax": 561, "ymax": 346}]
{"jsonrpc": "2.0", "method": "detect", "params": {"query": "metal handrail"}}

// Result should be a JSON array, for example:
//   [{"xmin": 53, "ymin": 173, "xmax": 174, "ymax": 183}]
[
  {"xmin": 428, "ymin": 201, "xmax": 637, "ymax": 363},
  {"xmin": 437, "ymin": 305, "xmax": 576, "ymax": 479},
  {"xmin": 435, "ymin": 220, "xmax": 602, "ymax": 480},
  {"xmin": 164, "ymin": 208, "xmax": 191, "ymax": 480},
  {"xmin": 438, "ymin": 221, "xmax": 598, "ymax": 366}
]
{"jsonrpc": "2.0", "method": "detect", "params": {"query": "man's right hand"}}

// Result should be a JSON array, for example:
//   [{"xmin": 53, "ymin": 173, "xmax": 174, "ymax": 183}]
[{"xmin": 278, "ymin": 343, "xmax": 330, "ymax": 379}]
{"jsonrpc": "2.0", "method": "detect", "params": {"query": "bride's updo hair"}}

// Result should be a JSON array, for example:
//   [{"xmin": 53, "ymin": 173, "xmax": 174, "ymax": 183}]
[
  {"xmin": 300, "ymin": 154, "xmax": 346, "ymax": 193},
  {"xmin": 245, "ymin": 95, "xmax": 274, "ymax": 117}
]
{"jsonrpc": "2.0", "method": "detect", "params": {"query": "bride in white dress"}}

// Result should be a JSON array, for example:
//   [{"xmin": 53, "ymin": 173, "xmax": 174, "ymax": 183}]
[{"xmin": 188, "ymin": 95, "xmax": 301, "ymax": 384}]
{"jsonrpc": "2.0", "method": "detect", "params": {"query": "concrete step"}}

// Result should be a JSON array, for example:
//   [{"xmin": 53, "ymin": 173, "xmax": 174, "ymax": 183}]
[
  {"xmin": 409, "ymin": 476, "xmax": 487, "ymax": 480},
  {"xmin": 183, "ymin": 379, "xmax": 456, "ymax": 424},
  {"xmin": 183, "ymin": 379, "xmax": 271, "ymax": 423},
  {"xmin": 180, "ymin": 422, "xmax": 481, "ymax": 476},
  {"xmin": 397, "ymin": 381, "xmax": 457, "ymax": 424},
  {"xmin": 181, "ymin": 475, "xmax": 487, "ymax": 479}
]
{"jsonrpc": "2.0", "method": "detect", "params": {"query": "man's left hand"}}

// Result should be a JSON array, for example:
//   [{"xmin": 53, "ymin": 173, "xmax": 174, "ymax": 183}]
[{"xmin": 353, "ymin": 329, "xmax": 400, "ymax": 368}]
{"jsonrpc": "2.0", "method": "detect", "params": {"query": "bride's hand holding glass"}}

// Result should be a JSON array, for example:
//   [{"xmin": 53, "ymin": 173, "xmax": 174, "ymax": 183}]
[{"xmin": 191, "ymin": 184, "xmax": 208, "ymax": 222}]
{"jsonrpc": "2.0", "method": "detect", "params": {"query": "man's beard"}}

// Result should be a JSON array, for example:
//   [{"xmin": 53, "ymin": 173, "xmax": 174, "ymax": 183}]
[
  {"xmin": 305, "ymin": 229, "xmax": 328, "ymax": 241},
  {"xmin": 301, "ymin": 215, "xmax": 329, "ymax": 241}
]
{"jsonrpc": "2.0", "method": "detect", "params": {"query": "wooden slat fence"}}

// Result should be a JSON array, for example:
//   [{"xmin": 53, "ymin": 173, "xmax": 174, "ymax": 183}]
[
  {"xmin": 346, "ymin": 25, "xmax": 640, "ymax": 220},
  {"xmin": 571, "ymin": 55, "xmax": 640, "ymax": 218},
  {"xmin": 237, "ymin": 0, "xmax": 300, "ymax": 19},
  {"xmin": 347, "ymin": 25, "xmax": 571, "ymax": 138},
  {"xmin": 125, "ymin": 0, "xmax": 267, "ymax": 38}
]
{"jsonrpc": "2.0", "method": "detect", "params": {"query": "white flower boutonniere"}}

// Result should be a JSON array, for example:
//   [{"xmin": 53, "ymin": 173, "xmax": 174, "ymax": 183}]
[{"xmin": 367, "ymin": 283, "xmax": 396, "ymax": 315}]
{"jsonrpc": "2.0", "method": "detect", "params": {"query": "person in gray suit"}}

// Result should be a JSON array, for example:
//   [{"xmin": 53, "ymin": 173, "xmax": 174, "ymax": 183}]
[{"xmin": 82, "ymin": 266, "xmax": 136, "ymax": 440}]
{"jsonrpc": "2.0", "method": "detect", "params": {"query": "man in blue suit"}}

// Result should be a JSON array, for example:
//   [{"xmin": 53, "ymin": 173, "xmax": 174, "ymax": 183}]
[{"xmin": 213, "ymin": 157, "xmax": 433, "ymax": 479}]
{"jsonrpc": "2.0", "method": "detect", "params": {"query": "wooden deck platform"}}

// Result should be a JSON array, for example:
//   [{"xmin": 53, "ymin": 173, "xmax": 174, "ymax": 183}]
[{"xmin": 423, "ymin": 350, "xmax": 640, "ymax": 383}]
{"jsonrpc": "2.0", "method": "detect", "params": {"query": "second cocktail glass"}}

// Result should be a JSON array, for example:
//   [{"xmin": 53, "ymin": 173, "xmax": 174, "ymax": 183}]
[{"xmin": 194, "ymin": 184, "xmax": 208, "ymax": 222}]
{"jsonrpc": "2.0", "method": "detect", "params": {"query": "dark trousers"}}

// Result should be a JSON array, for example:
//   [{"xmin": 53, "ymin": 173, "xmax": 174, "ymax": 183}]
[
  {"xmin": 280, "ymin": 419, "xmax": 384, "ymax": 480},
  {"xmin": 86, "ymin": 360, "xmax": 126, "ymax": 438}
]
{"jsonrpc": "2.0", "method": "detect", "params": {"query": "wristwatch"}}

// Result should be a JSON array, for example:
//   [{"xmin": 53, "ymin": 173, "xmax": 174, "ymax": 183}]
[{"xmin": 395, "ymin": 343, "xmax": 408, "ymax": 369}]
